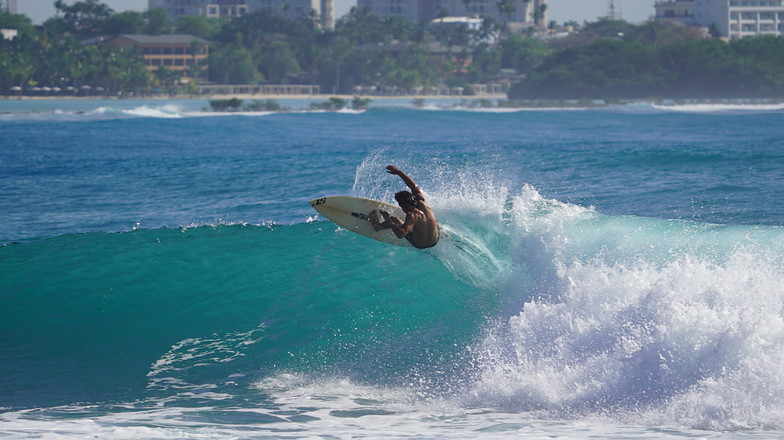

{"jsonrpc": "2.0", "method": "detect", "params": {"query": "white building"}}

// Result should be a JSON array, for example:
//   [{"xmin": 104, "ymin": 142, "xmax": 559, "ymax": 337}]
[
  {"xmin": 149, "ymin": 0, "xmax": 333, "ymax": 29},
  {"xmin": 148, "ymin": 0, "xmax": 250, "ymax": 20},
  {"xmin": 429, "ymin": 16, "xmax": 497, "ymax": 44},
  {"xmin": 655, "ymin": 0, "xmax": 784, "ymax": 38},
  {"xmin": 358, "ymin": 0, "xmax": 547, "ymax": 28},
  {"xmin": 1, "ymin": 28, "xmax": 17, "ymax": 40}
]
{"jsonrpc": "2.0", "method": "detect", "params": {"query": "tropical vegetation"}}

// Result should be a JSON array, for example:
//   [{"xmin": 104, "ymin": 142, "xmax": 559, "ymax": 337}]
[
  {"xmin": 3, "ymin": 0, "xmax": 784, "ymax": 99},
  {"xmin": 509, "ymin": 20, "xmax": 784, "ymax": 99}
]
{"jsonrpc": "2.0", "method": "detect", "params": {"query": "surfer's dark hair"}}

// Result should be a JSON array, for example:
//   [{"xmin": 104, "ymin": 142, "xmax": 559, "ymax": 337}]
[{"xmin": 395, "ymin": 191, "xmax": 417, "ymax": 209}]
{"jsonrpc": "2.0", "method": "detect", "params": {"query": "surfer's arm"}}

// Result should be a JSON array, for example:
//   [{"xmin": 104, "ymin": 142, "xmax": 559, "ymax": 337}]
[
  {"xmin": 386, "ymin": 165, "xmax": 424, "ymax": 199},
  {"xmin": 380, "ymin": 210, "xmax": 415, "ymax": 239}
]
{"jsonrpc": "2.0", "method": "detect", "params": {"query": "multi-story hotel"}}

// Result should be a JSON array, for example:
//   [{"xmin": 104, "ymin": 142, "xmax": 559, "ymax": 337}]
[
  {"xmin": 149, "ymin": 0, "xmax": 334, "ymax": 30},
  {"xmin": 84, "ymin": 34, "xmax": 210, "ymax": 76},
  {"xmin": 1, "ymin": 0, "xmax": 17, "ymax": 14},
  {"xmin": 357, "ymin": 0, "xmax": 547, "ymax": 27},
  {"xmin": 655, "ymin": 0, "xmax": 784, "ymax": 38}
]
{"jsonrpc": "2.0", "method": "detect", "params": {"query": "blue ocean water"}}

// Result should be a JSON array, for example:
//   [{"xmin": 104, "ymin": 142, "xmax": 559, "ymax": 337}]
[{"xmin": 2, "ymin": 98, "xmax": 784, "ymax": 439}]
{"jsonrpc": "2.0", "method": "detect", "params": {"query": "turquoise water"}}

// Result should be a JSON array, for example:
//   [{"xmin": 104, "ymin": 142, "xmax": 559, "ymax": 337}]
[{"xmin": 2, "ymin": 99, "xmax": 784, "ymax": 438}]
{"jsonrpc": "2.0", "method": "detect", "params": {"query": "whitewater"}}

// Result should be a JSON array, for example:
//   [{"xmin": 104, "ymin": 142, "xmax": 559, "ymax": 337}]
[{"xmin": 2, "ymin": 98, "xmax": 784, "ymax": 439}]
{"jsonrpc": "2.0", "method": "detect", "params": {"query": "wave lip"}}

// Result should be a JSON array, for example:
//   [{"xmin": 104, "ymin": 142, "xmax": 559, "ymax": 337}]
[
  {"xmin": 459, "ymin": 188, "xmax": 784, "ymax": 430},
  {"xmin": 651, "ymin": 101, "xmax": 784, "ymax": 113}
]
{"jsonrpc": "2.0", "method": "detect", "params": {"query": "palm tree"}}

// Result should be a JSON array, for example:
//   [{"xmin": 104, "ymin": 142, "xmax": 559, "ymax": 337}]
[{"xmin": 496, "ymin": 0, "xmax": 516, "ymax": 33}]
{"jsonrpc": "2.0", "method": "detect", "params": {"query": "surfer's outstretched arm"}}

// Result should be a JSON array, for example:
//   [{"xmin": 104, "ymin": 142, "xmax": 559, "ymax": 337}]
[{"xmin": 386, "ymin": 165, "xmax": 423, "ymax": 199}]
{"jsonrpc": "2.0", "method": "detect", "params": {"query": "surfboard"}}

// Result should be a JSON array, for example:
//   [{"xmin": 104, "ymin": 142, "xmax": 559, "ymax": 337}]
[{"xmin": 309, "ymin": 196, "xmax": 412, "ymax": 247}]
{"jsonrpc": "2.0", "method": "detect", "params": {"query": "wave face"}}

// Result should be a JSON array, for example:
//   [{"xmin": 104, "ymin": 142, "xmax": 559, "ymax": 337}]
[
  {"xmin": 2, "ymin": 183, "xmax": 784, "ymax": 433},
  {"xmin": 0, "ymin": 222, "xmax": 483, "ymax": 407}
]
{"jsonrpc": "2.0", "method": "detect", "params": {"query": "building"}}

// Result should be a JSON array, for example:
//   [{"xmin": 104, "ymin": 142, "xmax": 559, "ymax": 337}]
[
  {"xmin": 149, "ymin": 0, "xmax": 334, "ymax": 30},
  {"xmin": 655, "ymin": 0, "xmax": 694, "ymax": 23},
  {"xmin": 84, "ymin": 34, "xmax": 210, "ymax": 77},
  {"xmin": 247, "ymin": 0, "xmax": 333, "ymax": 29},
  {"xmin": 1, "ymin": 28, "xmax": 17, "ymax": 40},
  {"xmin": 429, "ymin": 16, "xmax": 497, "ymax": 44},
  {"xmin": 149, "ymin": 0, "xmax": 249, "ymax": 20},
  {"xmin": 1, "ymin": 0, "xmax": 18, "ymax": 14},
  {"xmin": 357, "ymin": 0, "xmax": 547, "ymax": 28},
  {"xmin": 655, "ymin": 0, "xmax": 784, "ymax": 38}
]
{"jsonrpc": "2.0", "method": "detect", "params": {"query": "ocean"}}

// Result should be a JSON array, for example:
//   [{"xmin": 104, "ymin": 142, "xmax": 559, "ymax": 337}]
[{"xmin": 1, "ymin": 97, "xmax": 784, "ymax": 439}]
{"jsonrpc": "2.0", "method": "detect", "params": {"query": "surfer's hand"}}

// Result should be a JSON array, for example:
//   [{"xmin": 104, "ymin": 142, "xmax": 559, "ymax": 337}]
[{"xmin": 386, "ymin": 165, "xmax": 401, "ymax": 175}]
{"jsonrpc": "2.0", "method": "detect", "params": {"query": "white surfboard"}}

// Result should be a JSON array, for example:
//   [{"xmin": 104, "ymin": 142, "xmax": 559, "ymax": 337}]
[{"xmin": 309, "ymin": 196, "xmax": 412, "ymax": 247}]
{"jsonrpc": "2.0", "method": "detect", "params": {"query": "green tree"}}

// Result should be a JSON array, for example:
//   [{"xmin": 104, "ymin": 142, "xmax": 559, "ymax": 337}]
[
  {"xmin": 509, "ymin": 39, "xmax": 664, "ymax": 99},
  {"xmin": 582, "ymin": 17, "xmax": 635, "ymax": 38},
  {"xmin": 500, "ymin": 35, "xmax": 550, "ymax": 73},
  {"xmin": 256, "ymin": 40, "xmax": 301, "ymax": 83},
  {"xmin": 533, "ymin": 4, "xmax": 547, "ymax": 26},
  {"xmin": 216, "ymin": 9, "xmax": 319, "ymax": 76},
  {"xmin": 103, "ymin": 11, "xmax": 145, "ymax": 34},
  {"xmin": 469, "ymin": 43, "xmax": 501, "ymax": 81},
  {"xmin": 177, "ymin": 15, "xmax": 223, "ymax": 40},
  {"xmin": 152, "ymin": 65, "xmax": 182, "ymax": 91},
  {"xmin": 0, "ymin": 10, "xmax": 36, "ymax": 38},
  {"xmin": 0, "ymin": 16, "xmax": 36, "ymax": 92},
  {"xmin": 381, "ymin": 46, "xmax": 438, "ymax": 89},
  {"xmin": 336, "ymin": 7, "xmax": 413, "ymax": 44},
  {"xmin": 730, "ymin": 36, "xmax": 784, "ymax": 95},
  {"xmin": 623, "ymin": 20, "xmax": 705, "ymax": 46},
  {"xmin": 209, "ymin": 44, "xmax": 264, "ymax": 84},
  {"xmin": 53, "ymin": 0, "xmax": 114, "ymax": 36},
  {"xmin": 658, "ymin": 39, "xmax": 736, "ymax": 97},
  {"xmin": 144, "ymin": 8, "xmax": 171, "ymax": 35},
  {"xmin": 313, "ymin": 34, "xmax": 353, "ymax": 93},
  {"xmin": 496, "ymin": 0, "xmax": 517, "ymax": 31}
]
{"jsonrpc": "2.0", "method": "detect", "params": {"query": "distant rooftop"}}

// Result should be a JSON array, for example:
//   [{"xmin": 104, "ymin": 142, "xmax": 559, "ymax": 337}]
[
  {"xmin": 83, "ymin": 34, "xmax": 210, "ymax": 45},
  {"xmin": 116, "ymin": 34, "xmax": 210, "ymax": 45},
  {"xmin": 430, "ymin": 16, "xmax": 484, "ymax": 24}
]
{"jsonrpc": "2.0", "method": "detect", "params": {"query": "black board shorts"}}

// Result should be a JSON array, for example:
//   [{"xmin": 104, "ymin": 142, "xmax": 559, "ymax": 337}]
[{"xmin": 404, "ymin": 231, "xmax": 439, "ymax": 249}]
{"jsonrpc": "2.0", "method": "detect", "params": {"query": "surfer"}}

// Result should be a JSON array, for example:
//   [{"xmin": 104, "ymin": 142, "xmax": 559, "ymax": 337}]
[{"xmin": 370, "ymin": 165, "xmax": 439, "ymax": 249}]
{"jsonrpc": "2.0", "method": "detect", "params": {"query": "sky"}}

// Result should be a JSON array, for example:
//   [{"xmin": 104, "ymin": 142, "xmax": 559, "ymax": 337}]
[{"xmin": 18, "ymin": 0, "xmax": 653, "ymax": 26}]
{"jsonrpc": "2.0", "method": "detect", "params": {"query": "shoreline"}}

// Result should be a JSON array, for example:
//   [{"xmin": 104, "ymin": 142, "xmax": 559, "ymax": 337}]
[
  {"xmin": 5, "ymin": 94, "xmax": 784, "ymax": 112},
  {"xmin": 5, "ymin": 94, "xmax": 784, "ymax": 104},
  {"xmin": 0, "ymin": 93, "xmax": 508, "ymax": 101}
]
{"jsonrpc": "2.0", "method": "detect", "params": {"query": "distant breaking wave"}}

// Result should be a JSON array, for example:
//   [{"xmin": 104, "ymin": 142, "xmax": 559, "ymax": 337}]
[{"xmin": 3, "ymin": 99, "xmax": 784, "ymax": 122}]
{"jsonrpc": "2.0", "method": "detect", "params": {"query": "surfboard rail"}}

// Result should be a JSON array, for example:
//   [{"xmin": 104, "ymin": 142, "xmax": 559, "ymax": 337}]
[{"xmin": 309, "ymin": 196, "xmax": 411, "ymax": 247}]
